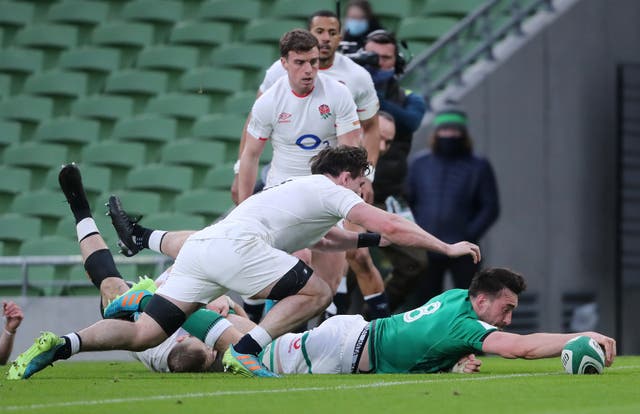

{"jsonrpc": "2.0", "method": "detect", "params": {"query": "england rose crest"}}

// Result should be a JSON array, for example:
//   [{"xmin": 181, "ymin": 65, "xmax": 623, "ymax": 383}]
[{"xmin": 318, "ymin": 104, "xmax": 332, "ymax": 119}]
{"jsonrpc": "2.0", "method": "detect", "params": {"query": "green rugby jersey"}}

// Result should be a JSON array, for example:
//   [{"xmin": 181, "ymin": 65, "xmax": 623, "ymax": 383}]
[{"xmin": 369, "ymin": 289, "xmax": 497, "ymax": 373}]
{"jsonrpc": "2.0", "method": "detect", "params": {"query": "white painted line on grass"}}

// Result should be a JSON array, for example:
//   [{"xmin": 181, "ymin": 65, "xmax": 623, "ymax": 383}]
[{"xmin": 2, "ymin": 365, "xmax": 638, "ymax": 412}]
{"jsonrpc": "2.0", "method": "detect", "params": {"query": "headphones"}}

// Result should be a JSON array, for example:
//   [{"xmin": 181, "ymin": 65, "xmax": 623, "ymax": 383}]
[{"xmin": 365, "ymin": 29, "xmax": 408, "ymax": 74}]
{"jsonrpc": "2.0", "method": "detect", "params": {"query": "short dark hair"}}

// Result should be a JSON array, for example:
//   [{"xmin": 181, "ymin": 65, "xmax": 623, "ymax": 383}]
[
  {"xmin": 468, "ymin": 268, "xmax": 527, "ymax": 298},
  {"xmin": 365, "ymin": 29, "xmax": 398, "ymax": 52},
  {"xmin": 378, "ymin": 110, "xmax": 395, "ymax": 124},
  {"xmin": 280, "ymin": 29, "xmax": 319, "ymax": 58},
  {"xmin": 167, "ymin": 340, "xmax": 208, "ymax": 373},
  {"xmin": 310, "ymin": 145, "xmax": 370, "ymax": 178},
  {"xmin": 307, "ymin": 10, "xmax": 340, "ymax": 31}
]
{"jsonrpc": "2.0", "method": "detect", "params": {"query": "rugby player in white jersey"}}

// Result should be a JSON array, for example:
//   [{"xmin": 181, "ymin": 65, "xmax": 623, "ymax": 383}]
[{"xmin": 8, "ymin": 147, "xmax": 480, "ymax": 380}]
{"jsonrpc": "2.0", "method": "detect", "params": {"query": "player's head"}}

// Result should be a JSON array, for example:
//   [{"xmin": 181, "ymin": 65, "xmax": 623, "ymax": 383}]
[
  {"xmin": 429, "ymin": 108, "xmax": 473, "ymax": 157},
  {"xmin": 310, "ymin": 146, "xmax": 370, "ymax": 193},
  {"xmin": 167, "ymin": 335, "xmax": 217, "ymax": 373},
  {"xmin": 468, "ymin": 268, "xmax": 527, "ymax": 330},
  {"xmin": 378, "ymin": 111, "xmax": 395, "ymax": 155},
  {"xmin": 308, "ymin": 10, "xmax": 341, "ymax": 64},
  {"xmin": 280, "ymin": 29, "xmax": 320, "ymax": 95}
]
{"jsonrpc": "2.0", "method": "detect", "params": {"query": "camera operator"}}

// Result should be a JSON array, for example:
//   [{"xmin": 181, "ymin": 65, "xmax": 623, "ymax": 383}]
[{"xmin": 358, "ymin": 30, "xmax": 429, "ymax": 312}]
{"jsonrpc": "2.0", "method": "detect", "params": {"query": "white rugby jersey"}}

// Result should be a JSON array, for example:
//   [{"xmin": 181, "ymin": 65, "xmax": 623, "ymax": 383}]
[
  {"xmin": 248, "ymin": 73, "xmax": 360, "ymax": 187},
  {"xmin": 190, "ymin": 175, "xmax": 364, "ymax": 254},
  {"xmin": 131, "ymin": 328, "xmax": 186, "ymax": 373},
  {"xmin": 259, "ymin": 53, "xmax": 379, "ymax": 121}
]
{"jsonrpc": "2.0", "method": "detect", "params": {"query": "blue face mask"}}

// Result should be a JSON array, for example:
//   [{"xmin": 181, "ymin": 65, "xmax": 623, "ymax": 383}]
[
  {"xmin": 345, "ymin": 18, "xmax": 369, "ymax": 36},
  {"xmin": 370, "ymin": 67, "xmax": 395, "ymax": 84}
]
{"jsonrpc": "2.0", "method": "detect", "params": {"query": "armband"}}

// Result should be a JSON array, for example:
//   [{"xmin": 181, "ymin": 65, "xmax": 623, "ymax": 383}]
[
  {"xmin": 233, "ymin": 160, "xmax": 241, "ymax": 174},
  {"xmin": 365, "ymin": 166, "xmax": 375, "ymax": 182},
  {"xmin": 357, "ymin": 232, "xmax": 381, "ymax": 248}
]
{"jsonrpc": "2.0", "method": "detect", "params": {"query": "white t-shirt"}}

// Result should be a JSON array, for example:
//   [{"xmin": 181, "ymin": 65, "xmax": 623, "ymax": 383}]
[
  {"xmin": 191, "ymin": 175, "xmax": 364, "ymax": 254},
  {"xmin": 248, "ymin": 73, "xmax": 360, "ymax": 187},
  {"xmin": 259, "ymin": 53, "xmax": 379, "ymax": 122}
]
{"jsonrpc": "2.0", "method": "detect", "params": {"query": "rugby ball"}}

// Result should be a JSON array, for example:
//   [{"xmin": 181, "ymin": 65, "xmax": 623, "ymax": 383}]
[{"xmin": 561, "ymin": 336, "xmax": 605, "ymax": 374}]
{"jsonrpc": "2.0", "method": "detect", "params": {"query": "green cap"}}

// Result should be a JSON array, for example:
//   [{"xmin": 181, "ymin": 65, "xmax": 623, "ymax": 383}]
[{"xmin": 433, "ymin": 110, "xmax": 467, "ymax": 128}]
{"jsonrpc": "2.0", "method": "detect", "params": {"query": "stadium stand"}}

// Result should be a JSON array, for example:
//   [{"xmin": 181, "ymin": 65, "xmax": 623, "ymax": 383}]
[{"xmin": 0, "ymin": 0, "xmax": 494, "ymax": 296}]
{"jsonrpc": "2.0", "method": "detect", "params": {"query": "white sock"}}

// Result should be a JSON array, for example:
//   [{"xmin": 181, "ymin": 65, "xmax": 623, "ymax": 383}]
[
  {"xmin": 148, "ymin": 230, "xmax": 167, "ymax": 253},
  {"xmin": 325, "ymin": 302, "xmax": 337, "ymax": 316},
  {"xmin": 76, "ymin": 218, "xmax": 99, "ymax": 242},
  {"xmin": 337, "ymin": 276, "xmax": 348, "ymax": 294},
  {"xmin": 364, "ymin": 292, "xmax": 384, "ymax": 301},
  {"xmin": 64, "ymin": 332, "xmax": 82, "ymax": 355},
  {"xmin": 248, "ymin": 325, "xmax": 272, "ymax": 348}
]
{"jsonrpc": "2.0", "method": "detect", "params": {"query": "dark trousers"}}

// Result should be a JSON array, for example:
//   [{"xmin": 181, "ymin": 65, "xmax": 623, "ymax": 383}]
[{"xmin": 381, "ymin": 243, "xmax": 429, "ymax": 312}]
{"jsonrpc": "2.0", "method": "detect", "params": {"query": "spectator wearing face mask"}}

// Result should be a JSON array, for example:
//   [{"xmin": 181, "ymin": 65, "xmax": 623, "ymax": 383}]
[
  {"xmin": 405, "ymin": 108, "xmax": 500, "ymax": 308},
  {"xmin": 342, "ymin": 0, "xmax": 384, "ymax": 49}
]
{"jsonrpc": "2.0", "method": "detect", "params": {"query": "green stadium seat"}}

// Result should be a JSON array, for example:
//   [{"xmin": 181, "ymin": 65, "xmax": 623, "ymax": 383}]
[
  {"xmin": 0, "ymin": 96, "xmax": 54, "ymax": 136},
  {"xmin": 43, "ymin": 164, "xmax": 110, "ymax": 206},
  {"xmin": 211, "ymin": 43, "xmax": 276, "ymax": 71},
  {"xmin": 169, "ymin": 21, "xmax": 232, "ymax": 50},
  {"xmin": 81, "ymin": 141, "xmax": 146, "ymax": 168},
  {"xmin": 97, "ymin": 190, "xmax": 162, "ymax": 217},
  {"xmin": 198, "ymin": 0, "xmax": 261, "ymax": 23},
  {"xmin": 422, "ymin": 0, "xmax": 484, "ymax": 18},
  {"xmin": 224, "ymin": 90, "xmax": 257, "ymax": 115},
  {"xmin": 10, "ymin": 190, "xmax": 70, "ymax": 234},
  {"xmin": 0, "ymin": 120, "xmax": 21, "ymax": 151},
  {"xmin": 397, "ymin": 17, "xmax": 459, "ymax": 54},
  {"xmin": 125, "ymin": 164, "xmax": 193, "ymax": 204},
  {"xmin": 0, "ymin": 2, "xmax": 34, "ymax": 45},
  {"xmin": 192, "ymin": 113, "xmax": 244, "ymax": 142},
  {"xmin": 178, "ymin": 68, "xmax": 245, "ymax": 107},
  {"xmin": 111, "ymin": 115, "xmax": 176, "ymax": 159},
  {"xmin": 14, "ymin": 24, "xmax": 78, "ymax": 66},
  {"xmin": 59, "ymin": 47, "xmax": 121, "ymax": 73},
  {"xmin": 122, "ymin": 0, "xmax": 184, "ymax": 24},
  {"xmin": 368, "ymin": 0, "xmax": 412, "ymax": 31},
  {"xmin": 174, "ymin": 189, "xmax": 233, "ymax": 222},
  {"xmin": 137, "ymin": 45, "xmax": 200, "ymax": 73},
  {"xmin": 161, "ymin": 138, "xmax": 226, "ymax": 186},
  {"xmin": 33, "ymin": 117, "xmax": 100, "ymax": 159},
  {"xmin": 203, "ymin": 163, "xmax": 235, "ymax": 190},
  {"xmin": 105, "ymin": 70, "xmax": 168, "ymax": 111},
  {"xmin": 142, "ymin": 212, "xmax": 206, "ymax": 231},
  {"xmin": 20, "ymin": 235, "xmax": 78, "ymax": 256},
  {"xmin": 3, "ymin": 142, "xmax": 67, "ymax": 187},
  {"xmin": 71, "ymin": 95, "xmax": 134, "ymax": 123},
  {"xmin": 244, "ymin": 18, "xmax": 305, "ymax": 44},
  {"xmin": 0, "ymin": 166, "xmax": 31, "ymax": 213},
  {"xmin": 0, "ymin": 48, "xmax": 42, "ymax": 74},
  {"xmin": 63, "ymin": 265, "xmax": 97, "ymax": 296},
  {"xmin": 81, "ymin": 141, "xmax": 147, "ymax": 190},
  {"xmin": 269, "ymin": 0, "xmax": 335, "ymax": 19},
  {"xmin": 91, "ymin": 22, "xmax": 155, "ymax": 66},
  {"xmin": 47, "ymin": 0, "xmax": 110, "ymax": 39},
  {"xmin": 23, "ymin": 70, "xmax": 88, "ymax": 113},
  {"xmin": 0, "ymin": 213, "xmax": 41, "ymax": 255},
  {"xmin": 144, "ymin": 93, "xmax": 209, "ymax": 136}
]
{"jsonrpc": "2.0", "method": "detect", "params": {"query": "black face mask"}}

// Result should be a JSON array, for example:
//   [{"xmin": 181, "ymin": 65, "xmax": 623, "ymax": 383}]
[{"xmin": 434, "ymin": 137, "xmax": 468, "ymax": 157}]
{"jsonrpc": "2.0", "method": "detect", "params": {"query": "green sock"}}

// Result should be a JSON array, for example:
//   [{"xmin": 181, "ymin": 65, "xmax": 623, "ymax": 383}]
[{"xmin": 182, "ymin": 309, "xmax": 230, "ymax": 346}]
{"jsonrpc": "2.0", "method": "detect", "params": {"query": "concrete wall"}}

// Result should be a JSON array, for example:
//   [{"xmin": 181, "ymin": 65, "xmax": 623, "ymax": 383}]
[{"xmin": 414, "ymin": 0, "xmax": 640, "ymax": 351}]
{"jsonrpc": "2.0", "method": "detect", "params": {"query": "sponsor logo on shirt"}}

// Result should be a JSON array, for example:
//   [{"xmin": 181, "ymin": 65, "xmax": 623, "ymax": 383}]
[
  {"xmin": 278, "ymin": 112, "xmax": 292, "ymax": 123},
  {"xmin": 318, "ymin": 104, "xmax": 332, "ymax": 119}
]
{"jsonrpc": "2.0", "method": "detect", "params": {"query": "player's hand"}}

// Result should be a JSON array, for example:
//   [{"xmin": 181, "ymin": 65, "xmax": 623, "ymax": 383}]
[
  {"xmin": 207, "ymin": 296, "xmax": 232, "ymax": 317},
  {"xmin": 231, "ymin": 174, "xmax": 240, "ymax": 205},
  {"xmin": 446, "ymin": 241, "xmax": 481, "ymax": 263},
  {"xmin": 379, "ymin": 236, "xmax": 392, "ymax": 247},
  {"xmin": 585, "ymin": 332, "xmax": 616, "ymax": 367},
  {"xmin": 361, "ymin": 178, "xmax": 374, "ymax": 204},
  {"xmin": 451, "ymin": 354, "xmax": 482, "ymax": 373},
  {"xmin": 2, "ymin": 301, "xmax": 24, "ymax": 333}
]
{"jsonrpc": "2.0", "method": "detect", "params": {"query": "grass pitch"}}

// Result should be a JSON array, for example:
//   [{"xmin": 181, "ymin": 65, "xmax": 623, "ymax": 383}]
[{"xmin": 1, "ymin": 356, "xmax": 639, "ymax": 414}]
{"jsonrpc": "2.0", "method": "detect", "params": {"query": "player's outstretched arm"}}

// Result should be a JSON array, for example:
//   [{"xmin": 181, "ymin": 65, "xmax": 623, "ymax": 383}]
[
  {"xmin": 482, "ymin": 331, "xmax": 616, "ymax": 367},
  {"xmin": 345, "ymin": 203, "xmax": 481, "ymax": 263}
]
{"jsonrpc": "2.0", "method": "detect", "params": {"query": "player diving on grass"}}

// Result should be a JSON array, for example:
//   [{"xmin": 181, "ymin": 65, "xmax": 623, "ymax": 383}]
[{"xmin": 7, "ymin": 146, "xmax": 480, "ymax": 379}]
